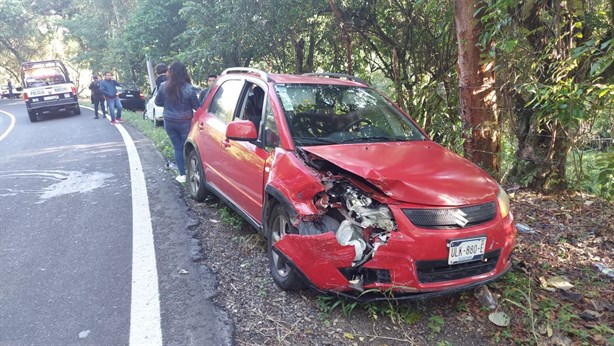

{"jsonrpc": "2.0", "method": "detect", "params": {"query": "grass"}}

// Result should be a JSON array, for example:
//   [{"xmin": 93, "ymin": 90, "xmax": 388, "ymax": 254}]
[{"xmin": 119, "ymin": 109, "xmax": 175, "ymax": 161}]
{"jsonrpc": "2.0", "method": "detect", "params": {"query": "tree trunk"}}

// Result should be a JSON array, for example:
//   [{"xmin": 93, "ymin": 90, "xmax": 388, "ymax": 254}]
[
  {"xmin": 328, "ymin": 0, "xmax": 353, "ymax": 74},
  {"xmin": 454, "ymin": 0, "xmax": 500, "ymax": 176},
  {"xmin": 294, "ymin": 38, "xmax": 305, "ymax": 74}
]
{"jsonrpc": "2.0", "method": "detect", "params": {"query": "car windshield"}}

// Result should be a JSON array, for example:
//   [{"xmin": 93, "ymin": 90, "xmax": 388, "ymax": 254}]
[{"xmin": 274, "ymin": 84, "xmax": 426, "ymax": 146}]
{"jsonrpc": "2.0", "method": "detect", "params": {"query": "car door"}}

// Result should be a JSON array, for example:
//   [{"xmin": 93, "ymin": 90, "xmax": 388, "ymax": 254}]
[
  {"xmin": 194, "ymin": 79, "xmax": 245, "ymax": 192},
  {"xmin": 218, "ymin": 81, "xmax": 272, "ymax": 223}
]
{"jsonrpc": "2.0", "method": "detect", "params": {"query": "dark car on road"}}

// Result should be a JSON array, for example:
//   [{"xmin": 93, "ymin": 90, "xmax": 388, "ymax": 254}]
[
  {"xmin": 117, "ymin": 84, "xmax": 145, "ymax": 111},
  {"xmin": 185, "ymin": 67, "xmax": 516, "ymax": 301}
]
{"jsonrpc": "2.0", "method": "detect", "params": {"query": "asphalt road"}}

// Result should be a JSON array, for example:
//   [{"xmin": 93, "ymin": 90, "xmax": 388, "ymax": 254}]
[{"xmin": 0, "ymin": 99, "xmax": 232, "ymax": 345}]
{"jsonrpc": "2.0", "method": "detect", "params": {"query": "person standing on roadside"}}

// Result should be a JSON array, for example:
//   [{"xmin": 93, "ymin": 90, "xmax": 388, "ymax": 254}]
[
  {"xmin": 88, "ymin": 75, "xmax": 106, "ymax": 119},
  {"xmin": 7, "ymin": 79, "xmax": 14, "ymax": 99},
  {"xmin": 99, "ymin": 71, "xmax": 123, "ymax": 124},
  {"xmin": 155, "ymin": 63, "xmax": 167, "ymax": 89},
  {"xmin": 154, "ymin": 61, "xmax": 199, "ymax": 183},
  {"xmin": 198, "ymin": 74, "xmax": 217, "ymax": 106}
]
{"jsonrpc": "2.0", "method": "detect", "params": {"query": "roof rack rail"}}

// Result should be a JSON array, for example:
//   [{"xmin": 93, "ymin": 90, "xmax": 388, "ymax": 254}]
[
  {"xmin": 302, "ymin": 73, "xmax": 368, "ymax": 85},
  {"xmin": 222, "ymin": 67, "xmax": 268, "ymax": 81}
]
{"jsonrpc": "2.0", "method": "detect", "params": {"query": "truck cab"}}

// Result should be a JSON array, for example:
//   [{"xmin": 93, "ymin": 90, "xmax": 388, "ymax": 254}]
[{"xmin": 21, "ymin": 60, "xmax": 80, "ymax": 122}]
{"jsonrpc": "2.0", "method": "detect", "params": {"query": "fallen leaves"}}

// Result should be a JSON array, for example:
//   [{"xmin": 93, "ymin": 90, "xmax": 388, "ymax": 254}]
[
  {"xmin": 488, "ymin": 312, "xmax": 511, "ymax": 327},
  {"xmin": 499, "ymin": 189, "xmax": 614, "ymax": 345}
]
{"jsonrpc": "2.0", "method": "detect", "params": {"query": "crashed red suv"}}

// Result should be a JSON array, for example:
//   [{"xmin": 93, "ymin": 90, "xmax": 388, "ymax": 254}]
[{"xmin": 185, "ymin": 68, "xmax": 516, "ymax": 300}]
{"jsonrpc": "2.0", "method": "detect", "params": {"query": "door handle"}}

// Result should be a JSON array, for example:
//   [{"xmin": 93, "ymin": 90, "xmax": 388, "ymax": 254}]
[
  {"xmin": 198, "ymin": 122, "xmax": 205, "ymax": 130},
  {"xmin": 222, "ymin": 139, "xmax": 231, "ymax": 148}
]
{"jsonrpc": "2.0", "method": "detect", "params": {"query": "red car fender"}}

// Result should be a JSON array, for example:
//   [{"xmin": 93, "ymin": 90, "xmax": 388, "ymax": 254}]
[
  {"xmin": 265, "ymin": 149, "xmax": 325, "ymax": 216},
  {"xmin": 274, "ymin": 232, "xmax": 356, "ymax": 290}
]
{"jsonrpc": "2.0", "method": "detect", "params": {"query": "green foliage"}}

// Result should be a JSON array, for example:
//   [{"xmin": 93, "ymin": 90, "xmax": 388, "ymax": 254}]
[
  {"xmin": 7, "ymin": 0, "xmax": 612, "ymax": 198},
  {"xmin": 426, "ymin": 315, "xmax": 445, "ymax": 334},
  {"xmin": 119, "ymin": 108, "xmax": 174, "ymax": 161},
  {"xmin": 219, "ymin": 206, "xmax": 245, "ymax": 231}
]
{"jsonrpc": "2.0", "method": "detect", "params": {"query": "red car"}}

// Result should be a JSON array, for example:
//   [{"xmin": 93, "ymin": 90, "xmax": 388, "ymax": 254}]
[{"xmin": 185, "ymin": 68, "xmax": 516, "ymax": 300}]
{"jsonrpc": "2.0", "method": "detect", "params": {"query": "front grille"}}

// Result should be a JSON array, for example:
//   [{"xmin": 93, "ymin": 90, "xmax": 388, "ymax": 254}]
[
  {"xmin": 403, "ymin": 201, "xmax": 496, "ymax": 229},
  {"xmin": 416, "ymin": 249, "xmax": 500, "ymax": 283}
]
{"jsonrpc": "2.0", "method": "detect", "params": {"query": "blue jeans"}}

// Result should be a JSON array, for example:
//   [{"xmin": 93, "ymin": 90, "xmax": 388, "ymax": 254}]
[
  {"xmin": 164, "ymin": 120, "xmax": 192, "ymax": 176},
  {"xmin": 106, "ymin": 96, "xmax": 123, "ymax": 121}
]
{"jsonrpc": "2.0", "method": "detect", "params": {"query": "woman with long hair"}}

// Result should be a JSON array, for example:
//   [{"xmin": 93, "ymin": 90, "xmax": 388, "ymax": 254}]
[{"xmin": 154, "ymin": 61, "xmax": 200, "ymax": 183}]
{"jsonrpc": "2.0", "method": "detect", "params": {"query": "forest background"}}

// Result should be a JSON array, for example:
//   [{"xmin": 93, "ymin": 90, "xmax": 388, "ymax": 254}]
[{"xmin": 1, "ymin": 0, "xmax": 612, "ymax": 197}]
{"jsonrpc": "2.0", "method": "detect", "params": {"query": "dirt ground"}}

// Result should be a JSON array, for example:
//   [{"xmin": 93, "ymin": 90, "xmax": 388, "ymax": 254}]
[{"xmin": 184, "ymin": 187, "xmax": 613, "ymax": 346}]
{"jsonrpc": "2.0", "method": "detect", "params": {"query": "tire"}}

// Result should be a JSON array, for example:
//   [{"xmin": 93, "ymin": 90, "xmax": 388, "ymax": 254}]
[
  {"xmin": 28, "ymin": 110, "xmax": 37, "ymax": 122},
  {"xmin": 187, "ymin": 149, "xmax": 208, "ymax": 201},
  {"xmin": 72, "ymin": 106, "xmax": 81, "ymax": 115},
  {"xmin": 142, "ymin": 110, "xmax": 147, "ymax": 120},
  {"xmin": 267, "ymin": 204, "xmax": 304, "ymax": 291}
]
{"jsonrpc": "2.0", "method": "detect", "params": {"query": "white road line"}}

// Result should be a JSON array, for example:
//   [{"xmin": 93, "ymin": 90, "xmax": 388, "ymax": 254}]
[
  {"xmin": 0, "ymin": 109, "xmax": 16, "ymax": 142},
  {"xmin": 85, "ymin": 105, "xmax": 163, "ymax": 345},
  {"xmin": 115, "ymin": 123, "xmax": 163, "ymax": 345}
]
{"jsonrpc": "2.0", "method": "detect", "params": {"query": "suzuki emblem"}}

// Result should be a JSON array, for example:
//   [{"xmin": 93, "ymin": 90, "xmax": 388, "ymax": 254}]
[{"xmin": 453, "ymin": 209, "xmax": 469, "ymax": 227}]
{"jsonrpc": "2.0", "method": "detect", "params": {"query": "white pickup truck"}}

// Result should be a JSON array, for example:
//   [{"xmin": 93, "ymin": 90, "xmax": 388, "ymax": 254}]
[{"xmin": 21, "ymin": 60, "xmax": 80, "ymax": 122}]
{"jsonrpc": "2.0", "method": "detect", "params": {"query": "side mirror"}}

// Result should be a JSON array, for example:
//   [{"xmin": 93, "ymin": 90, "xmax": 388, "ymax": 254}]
[{"xmin": 226, "ymin": 120, "xmax": 258, "ymax": 141}]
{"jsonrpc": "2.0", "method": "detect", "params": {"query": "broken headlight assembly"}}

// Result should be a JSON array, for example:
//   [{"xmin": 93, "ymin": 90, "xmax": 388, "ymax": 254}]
[
  {"xmin": 497, "ymin": 185, "xmax": 510, "ymax": 219},
  {"xmin": 315, "ymin": 182, "xmax": 397, "ymax": 266}
]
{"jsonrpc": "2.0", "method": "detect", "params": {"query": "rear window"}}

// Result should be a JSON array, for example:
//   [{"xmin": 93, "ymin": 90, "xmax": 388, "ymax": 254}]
[{"xmin": 23, "ymin": 66, "xmax": 67, "ymax": 88}]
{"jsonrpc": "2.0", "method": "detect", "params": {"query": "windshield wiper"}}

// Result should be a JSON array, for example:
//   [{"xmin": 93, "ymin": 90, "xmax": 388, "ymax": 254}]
[
  {"xmin": 293, "ymin": 137, "xmax": 340, "ymax": 145},
  {"xmin": 337, "ymin": 136, "xmax": 410, "ymax": 143}
]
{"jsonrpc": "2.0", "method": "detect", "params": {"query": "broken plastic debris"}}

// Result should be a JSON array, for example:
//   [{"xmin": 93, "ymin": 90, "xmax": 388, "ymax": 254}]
[
  {"xmin": 488, "ymin": 311, "xmax": 510, "ymax": 327},
  {"xmin": 78, "ymin": 330, "xmax": 90, "ymax": 339},
  {"xmin": 545, "ymin": 276, "xmax": 574, "ymax": 291},
  {"xmin": 515, "ymin": 223, "xmax": 535, "ymax": 234},
  {"xmin": 179, "ymin": 269, "xmax": 188, "ymax": 274},
  {"xmin": 474, "ymin": 285, "xmax": 498, "ymax": 310},
  {"xmin": 594, "ymin": 263, "xmax": 614, "ymax": 279}
]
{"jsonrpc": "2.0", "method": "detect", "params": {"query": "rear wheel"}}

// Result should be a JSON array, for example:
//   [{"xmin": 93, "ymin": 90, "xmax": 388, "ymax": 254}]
[
  {"xmin": 72, "ymin": 106, "xmax": 81, "ymax": 115},
  {"xmin": 267, "ymin": 204, "xmax": 304, "ymax": 291},
  {"xmin": 187, "ymin": 149, "xmax": 208, "ymax": 202},
  {"xmin": 28, "ymin": 110, "xmax": 37, "ymax": 122}
]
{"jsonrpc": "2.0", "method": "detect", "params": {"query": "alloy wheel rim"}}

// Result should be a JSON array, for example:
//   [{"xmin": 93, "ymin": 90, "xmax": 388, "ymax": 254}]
[{"xmin": 271, "ymin": 215, "xmax": 290, "ymax": 277}]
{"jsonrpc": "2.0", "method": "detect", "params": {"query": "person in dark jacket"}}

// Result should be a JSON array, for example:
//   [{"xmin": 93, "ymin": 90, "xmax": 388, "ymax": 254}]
[
  {"xmin": 198, "ymin": 74, "xmax": 217, "ymax": 106},
  {"xmin": 155, "ymin": 63, "xmax": 167, "ymax": 89},
  {"xmin": 88, "ymin": 75, "xmax": 106, "ymax": 119},
  {"xmin": 7, "ymin": 79, "xmax": 14, "ymax": 99},
  {"xmin": 154, "ymin": 61, "xmax": 199, "ymax": 183},
  {"xmin": 99, "ymin": 71, "xmax": 123, "ymax": 124}
]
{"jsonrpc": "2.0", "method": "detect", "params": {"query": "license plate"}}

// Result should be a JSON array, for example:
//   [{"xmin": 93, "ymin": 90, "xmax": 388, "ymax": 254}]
[
  {"xmin": 44, "ymin": 95, "xmax": 59, "ymax": 100},
  {"xmin": 448, "ymin": 237, "xmax": 486, "ymax": 265},
  {"xmin": 125, "ymin": 94, "xmax": 134, "ymax": 98}
]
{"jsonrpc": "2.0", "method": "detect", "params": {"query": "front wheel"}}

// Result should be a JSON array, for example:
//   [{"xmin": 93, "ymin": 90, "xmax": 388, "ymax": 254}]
[
  {"xmin": 267, "ymin": 204, "xmax": 304, "ymax": 291},
  {"xmin": 187, "ymin": 149, "xmax": 208, "ymax": 201}
]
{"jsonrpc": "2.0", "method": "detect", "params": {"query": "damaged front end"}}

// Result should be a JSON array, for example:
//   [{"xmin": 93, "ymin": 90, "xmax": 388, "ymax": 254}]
[
  {"xmin": 269, "ymin": 149, "xmax": 515, "ymax": 301},
  {"xmin": 271, "ymin": 149, "xmax": 407, "ymax": 297}
]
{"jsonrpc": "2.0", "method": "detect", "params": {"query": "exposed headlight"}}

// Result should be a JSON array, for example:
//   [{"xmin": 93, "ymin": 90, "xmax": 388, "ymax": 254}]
[{"xmin": 497, "ymin": 185, "xmax": 510, "ymax": 218}]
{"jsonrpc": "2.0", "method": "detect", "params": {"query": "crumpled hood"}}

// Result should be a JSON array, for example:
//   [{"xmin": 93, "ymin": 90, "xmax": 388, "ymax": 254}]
[{"xmin": 301, "ymin": 142, "xmax": 498, "ymax": 206}]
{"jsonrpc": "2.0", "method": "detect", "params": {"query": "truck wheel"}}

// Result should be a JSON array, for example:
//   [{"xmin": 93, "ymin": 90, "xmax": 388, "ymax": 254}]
[
  {"xmin": 73, "ymin": 106, "xmax": 81, "ymax": 115},
  {"xmin": 28, "ymin": 110, "xmax": 37, "ymax": 122}
]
